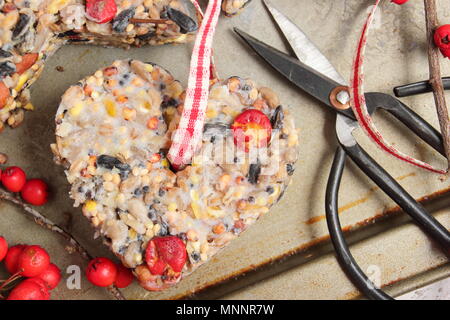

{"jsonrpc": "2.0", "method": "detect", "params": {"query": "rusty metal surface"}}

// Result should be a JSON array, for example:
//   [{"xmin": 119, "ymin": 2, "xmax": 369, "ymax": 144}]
[
  {"xmin": 0, "ymin": 0, "xmax": 449, "ymax": 300},
  {"xmin": 221, "ymin": 210, "xmax": 450, "ymax": 300}
]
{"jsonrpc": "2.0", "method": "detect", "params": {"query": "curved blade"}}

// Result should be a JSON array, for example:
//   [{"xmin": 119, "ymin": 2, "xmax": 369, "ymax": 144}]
[
  {"xmin": 263, "ymin": 0, "xmax": 346, "ymax": 84},
  {"xmin": 234, "ymin": 27, "xmax": 355, "ymax": 119}
]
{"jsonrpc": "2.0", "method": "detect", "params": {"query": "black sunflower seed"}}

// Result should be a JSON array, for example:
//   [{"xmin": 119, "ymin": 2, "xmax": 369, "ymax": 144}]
[
  {"xmin": 166, "ymin": 6, "xmax": 198, "ymax": 34},
  {"xmin": 12, "ymin": 13, "xmax": 31, "ymax": 40},
  {"xmin": 248, "ymin": 162, "xmax": 261, "ymax": 185},
  {"xmin": 112, "ymin": 8, "xmax": 135, "ymax": 33},
  {"xmin": 158, "ymin": 221, "xmax": 169, "ymax": 236},
  {"xmin": 191, "ymin": 252, "xmax": 200, "ymax": 263},
  {"xmin": 0, "ymin": 61, "xmax": 16, "ymax": 78},
  {"xmin": 97, "ymin": 155, "xmax": 131, "ymax": 174},
  {"xmin": 137, "ymin": 30, "xmax": 156, "ymax": 41},
  {"xmin": 286, "ymin": 163, "xmax": 295, "ymax": 176},
  {"xmin": 271, "ymin": 106, "xmax": 284, "ymax": 130},
  {"xmin": 0, "ymin": 49, "xmax": 12, "ymax": 58}
]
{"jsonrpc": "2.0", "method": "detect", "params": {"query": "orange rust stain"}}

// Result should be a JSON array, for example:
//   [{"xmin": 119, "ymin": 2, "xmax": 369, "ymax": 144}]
[
  {"xmin": 305, "ymin": 172, "xmax": 417, "ymax": 226},
  {"xmin": 305, "ymin": 215, "xmax": 325, "ymax": 225},
  {"xmin": 338, "ymin": 194, "xmax": 371, "ymax": 214}
]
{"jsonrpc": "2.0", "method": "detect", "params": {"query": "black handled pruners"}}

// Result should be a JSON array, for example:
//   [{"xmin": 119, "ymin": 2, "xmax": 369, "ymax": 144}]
[{"xmin": 235, "ymin": 0, "xmax": 450, "ymax": 300}]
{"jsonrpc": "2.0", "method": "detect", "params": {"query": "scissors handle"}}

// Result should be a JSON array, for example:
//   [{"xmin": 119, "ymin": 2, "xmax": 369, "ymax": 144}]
[
  {"xmin": 340, "ymin": 141, "xmax": 450, "ymax": 253},
  {"xmin": 326, "ymin": 147, "xmax": 393, "ymax": 300},
  {"xmin": 365, "ymin": 93, "xmax": 445, "ymax": 156},
  {"xmin": 394, "ymin": 77, "xmax": 450, "ymax": 97}
]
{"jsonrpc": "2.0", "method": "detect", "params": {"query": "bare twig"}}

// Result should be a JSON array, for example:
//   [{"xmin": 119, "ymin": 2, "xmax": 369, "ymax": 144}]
[
  {"xmin": 0, "ymin": 188, "xmax": 125, "ymax": 300},
  {"xmin": 129, "ymin": 18, "xmax": 172, "ymax": 24},
  {"xmin": 424, "ymin": 0, "xmax": 450, "ymax": 171}
]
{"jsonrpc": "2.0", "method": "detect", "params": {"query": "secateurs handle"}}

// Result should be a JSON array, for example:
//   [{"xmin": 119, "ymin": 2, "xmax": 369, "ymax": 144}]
[
  {"xmin": 365, "ymin": 93, "xmax": 445, "ymax": 156},
  {"xmin": 340, "ymin": 141, "xmax": 450, "ymax": 253},
  {"xmin": 326, "ymin": 147, "xmax": 393, "ymax": 300},
  {"xmin": 393, "ymin": 77, "xmax": 450, "ymax": 97}
]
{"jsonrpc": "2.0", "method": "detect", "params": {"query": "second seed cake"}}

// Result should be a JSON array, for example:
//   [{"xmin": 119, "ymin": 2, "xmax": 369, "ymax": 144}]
[{"xmin": 52, "ymin": 59, "xmax": 299, "ymax": 291}]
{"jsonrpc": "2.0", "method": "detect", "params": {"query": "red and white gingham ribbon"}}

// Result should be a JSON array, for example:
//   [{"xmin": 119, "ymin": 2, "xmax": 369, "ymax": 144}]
[
  {"xmin": 350, "ymin": 0, "xmax": 447, "ymax": 174},
  {"xmin": 168, "ymin": 0, "xmax": 222, "ymax": 169}
]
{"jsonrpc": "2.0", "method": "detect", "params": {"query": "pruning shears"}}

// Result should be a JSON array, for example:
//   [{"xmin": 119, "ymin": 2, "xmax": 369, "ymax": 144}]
[{"xmin": 234, "ymin": 0, "xmax": 450, "ymax": 300}]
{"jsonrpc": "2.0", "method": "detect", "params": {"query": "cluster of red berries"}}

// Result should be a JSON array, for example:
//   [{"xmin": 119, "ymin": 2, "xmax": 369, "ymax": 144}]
[
  {"xmin": 86, "ymin": 257, "xmax": 134, "ymax": 289},
  {"xmin": 391, "ymin": 0, "xmax": 450, "ymax": 59},
  {"xmin": 0, "ymin": 236, "xmax": 61, "ymax": 300},
  {"xmin": 1, "ymin": 166, "xmax": 48, "ymax": 206}
]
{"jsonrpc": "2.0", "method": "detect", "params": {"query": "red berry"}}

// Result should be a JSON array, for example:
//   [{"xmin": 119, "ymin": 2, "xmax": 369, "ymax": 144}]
[
  {"xmin": 391, "ymin": 0, "xmax": 409, "ymax": 4},
  {"xmin": 17, "ymin": 245, "xmax": 50, "ymax": 277},
  {"xmin": 1, "ymin": 166, "xmax": 26, "ymax": 192},
  {"xmin": 7, "ymin": 278, "xmax": 50, "ymax": 300},
  {"xmin": 0, "ymin": 236, "xmax": 8, "ymax": 262},
  {"xmin": 86, "ymin": 257, "xmax": 118, "ymax": 287},
  {"xmin": 21, "ymin": 179, "xmax": 49, "ymax": 206},
  {"xmin": 145, "ymin": 236, "xmax": 187, "ymax": 276},
  {"xmin": 25, "ymin": 278, "xmax": 51, "ymax": 300},
  {"xmin": 231, "ymin": 109, "xmax": 273, "ymax": 153},
  {"xmin": 434, "ymin": 24, "xmax": 450, "ymax": 59},
  {"xmin": 86, "ymin": 0, "xmax": 117, "ymax": 24},
  {"xmin": 36, "ymin": 263, "xmax": 61, "ymax": 290},
  {"xmin": 114, "ymin": 264, "xmax": 134, "ymax": 288},
  {"xmin": 4, "ymin": 244, "xmax": 26, "ymax": 274}
]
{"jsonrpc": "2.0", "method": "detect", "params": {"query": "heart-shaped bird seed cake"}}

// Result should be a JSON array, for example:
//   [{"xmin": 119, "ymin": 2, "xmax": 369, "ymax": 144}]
[{"xmin": 52, "ymin": 59, "xmax": 299, "ymax": 291}]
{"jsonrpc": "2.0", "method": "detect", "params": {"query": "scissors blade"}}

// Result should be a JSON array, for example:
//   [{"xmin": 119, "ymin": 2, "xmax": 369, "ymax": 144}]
[
  {"xmin": 262, "ymin": 0, "xmax": 346, "ymax": 84},
  {"xmin": 234, "ymin": 27, "xmax": 355, "ymax": 120}
]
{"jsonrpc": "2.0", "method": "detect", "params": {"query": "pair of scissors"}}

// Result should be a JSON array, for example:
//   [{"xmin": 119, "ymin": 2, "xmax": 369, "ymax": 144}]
[{"xmin": 234, "ymin": 0, "xmax": 450, "ymax": 300}]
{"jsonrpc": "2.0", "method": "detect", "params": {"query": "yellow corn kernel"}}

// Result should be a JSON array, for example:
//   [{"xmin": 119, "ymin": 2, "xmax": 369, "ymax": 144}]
[
  {"xmin": 192, "ymin": 155, "xmax": 203, "ymax": 167},
  {"xmin": 144, "ymin": 64, "xmax": 154, "ymax": 72},
  {"xmin": 84, "ymin": 200, "xmax": 97, "ymax": 212},
  {"xmin": 207, "ymin": 206, "xmax": 225, "ymax": 218},
  {"xmin": 191, "ymin": 202, "xmax": 202, "ymax": 219},
  {"xmin": 15, "ymin": 73, "xmax": 30, "ymax": 92},
  {"xmin": 256, "ymin": 197, "xmax": 268, "ymax": 206},
  {"xmin": 137, "ymin": 90, "xmax": 148, "ymax": 99},
  {"xmin": 161, "ymin": 159, "xmax": 169, "ymax": 168},
  {"xmin": 190, "ymin": 190, "xmax": 199, "ymax": 202},
  {"xmin": 128, "ymin": 229, "xmax": 137, "ymax": 239},
  {"xmin": 168, "ymin": 203, "xmax": 178, "ymax": 212},
  {"xmin": 104, "ymin": 99, "xmax": 116, "ymax": 117},
  {"xmin": 23, "ymin": 103, "xmax": 34, "ymax": 110},
  {"xmin": 206, "ymin": 107, "xmax": 218, "ymax": 119},
  {"xmin": 191, "ymin": 175, "xmax": 200, "ymax": 184},
  {"xmin": 47, "ymin": 0, "xmax": 68, "ymax": 14},
  {"xmin": 141, "ymin": 101, "xmax": 152, "ymax": 111},
  {"xmin": 69, "ymin": 101, "xmax": 84, "ymax": 117},
  {"xmin": 174, "ymin": 34, "xmax": 187, "ymax": 43}
]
